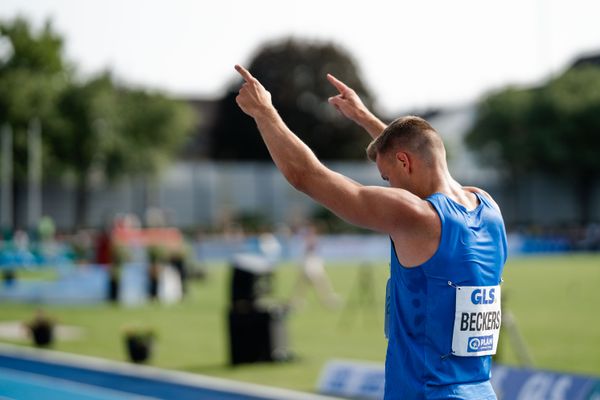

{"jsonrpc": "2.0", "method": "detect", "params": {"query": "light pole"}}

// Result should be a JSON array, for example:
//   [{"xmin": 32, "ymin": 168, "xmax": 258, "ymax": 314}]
[
  {"xmin": 1, "ymin": 124, "xmax": 13, "ymax": 234},
  {"xmin": 27, "ymin": 118, "xmax": 42, "ymax": 232}
]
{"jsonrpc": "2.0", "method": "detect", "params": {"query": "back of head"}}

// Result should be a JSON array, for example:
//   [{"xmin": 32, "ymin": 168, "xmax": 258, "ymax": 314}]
[{"xmin": 366, "ymin": 116, "xmax": 445, "ymax": 166}]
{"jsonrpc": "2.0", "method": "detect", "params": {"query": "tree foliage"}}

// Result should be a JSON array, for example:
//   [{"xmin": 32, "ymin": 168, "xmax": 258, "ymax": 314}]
[
  {"xmin": 0, "ymin": 17, "xmax": 195, "ymax": 228},
  {"xmin": 211, "ymin": 38, "xmax": 376, "ymax": 160},
  {"xmin": 50, "ymin": 73, "xmax": 195, "ymax": 226},
  {"xmin": 0, "ymin": 18, "xmax": 67, "ymax": 179},
  {"xmin": 466, "ymin": 65, "xmax": 600, "ymax": 223},
  {"xmin": 51, "ymin": 75, "xmax": 195, "ymax": 181},
  {"xmin": 0, "ymin": 18, "xmax": 65, "ymax": 74}
]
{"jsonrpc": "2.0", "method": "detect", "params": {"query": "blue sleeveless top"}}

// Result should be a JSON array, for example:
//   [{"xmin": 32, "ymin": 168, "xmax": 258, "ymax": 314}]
[{"xmin": 384, "ymin": 192, "xmax": 507, "ymax": 400}]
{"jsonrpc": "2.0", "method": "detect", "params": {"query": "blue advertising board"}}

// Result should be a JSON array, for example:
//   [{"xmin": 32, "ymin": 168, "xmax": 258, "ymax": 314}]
[
  {"xmin": 317, "ymin": 360, "xmax": 600, "ymax": 400},
  {"xmin": 491, "ymin": 364, "xmax": 600, "ymax": 400}
]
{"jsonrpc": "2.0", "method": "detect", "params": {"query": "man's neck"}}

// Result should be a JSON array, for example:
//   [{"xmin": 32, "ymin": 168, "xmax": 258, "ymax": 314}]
[{"xmin": 416, "ymin": 168, "xmax": 459, "ymax": 199}]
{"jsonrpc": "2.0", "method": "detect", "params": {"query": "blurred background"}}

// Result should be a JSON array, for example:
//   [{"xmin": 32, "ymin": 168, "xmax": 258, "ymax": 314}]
[{"xmin": 0, "ymin": 1, "xmax": 599, "ymax": 399}]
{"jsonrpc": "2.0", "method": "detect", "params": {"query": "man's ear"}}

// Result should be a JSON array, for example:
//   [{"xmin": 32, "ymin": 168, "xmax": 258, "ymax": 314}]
[{"xmin": 395, "ymin": 152, "xmax": 410, "ymax": 171}]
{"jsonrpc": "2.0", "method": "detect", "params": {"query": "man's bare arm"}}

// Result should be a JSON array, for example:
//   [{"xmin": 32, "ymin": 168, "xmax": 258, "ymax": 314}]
[
  {"xmin": 234, "ymin": 65, "xmax": 427, "ymax": 234},
  {"xmin": 327, "ymin": 74, "xmax": 387, "ymax": 139}
]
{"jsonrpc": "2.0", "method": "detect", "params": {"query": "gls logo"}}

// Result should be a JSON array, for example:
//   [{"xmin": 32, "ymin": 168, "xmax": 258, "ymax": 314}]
[{"xmin": 471, "ymin": 288, "xmax": 496, "ymax": 305}]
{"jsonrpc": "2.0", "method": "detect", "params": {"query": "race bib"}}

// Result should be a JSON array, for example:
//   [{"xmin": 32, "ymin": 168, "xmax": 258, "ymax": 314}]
[{"xmin": 451, "ymin": 285, "xmax": 501, "ymax": 357}]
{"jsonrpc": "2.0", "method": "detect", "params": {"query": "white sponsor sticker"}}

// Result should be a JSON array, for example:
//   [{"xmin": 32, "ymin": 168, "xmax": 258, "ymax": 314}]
[{"xmin": 451, "ymin": 285, "xmax": 501, "ymax": 356}]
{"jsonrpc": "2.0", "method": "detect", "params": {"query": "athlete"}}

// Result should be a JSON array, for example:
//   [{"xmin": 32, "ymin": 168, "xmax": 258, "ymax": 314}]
[{"xmin": 234, "ymin": 64, "xmax": 507, "ymax": 400}]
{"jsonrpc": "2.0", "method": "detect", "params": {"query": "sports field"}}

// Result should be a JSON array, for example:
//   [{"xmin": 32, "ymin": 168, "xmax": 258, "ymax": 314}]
[{"xmin": 1, "ymin": 253, "xmax": 599, "ymax": 393}]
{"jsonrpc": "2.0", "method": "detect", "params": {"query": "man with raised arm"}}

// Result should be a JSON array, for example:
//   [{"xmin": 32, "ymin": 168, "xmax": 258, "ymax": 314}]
[{"xmin": 234, "ymin": 64, "xmax": 506, "ymax": 400}]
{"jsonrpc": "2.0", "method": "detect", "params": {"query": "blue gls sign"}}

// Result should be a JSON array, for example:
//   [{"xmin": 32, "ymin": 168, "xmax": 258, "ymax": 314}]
[{"xmin": 471, "ymin": 288, "xmax": 496, "ymax": 305}]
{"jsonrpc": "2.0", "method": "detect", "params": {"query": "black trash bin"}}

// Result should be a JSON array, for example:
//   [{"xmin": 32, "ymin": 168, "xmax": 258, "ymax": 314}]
[{"xmin": 227, "ymin": 253, "xmax": 290, "ymax": 365}]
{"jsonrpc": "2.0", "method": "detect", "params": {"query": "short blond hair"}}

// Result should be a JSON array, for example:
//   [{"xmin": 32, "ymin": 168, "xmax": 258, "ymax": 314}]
[{"xmin": 366, "ymin": 116, "xmax": 442, "ymax": 163}]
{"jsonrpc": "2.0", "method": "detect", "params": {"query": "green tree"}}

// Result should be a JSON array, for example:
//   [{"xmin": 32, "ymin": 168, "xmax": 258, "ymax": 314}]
[
  {"xmin": 51, "ymin": 74, "xmax": 195, "ymax": 228},
  {"xmin": 109, "ymin": 89, "xmax": 196, "ymax": 179},
  {"xmin": 211, "ymin": 38, "xmax": 377, "ymax": 160},
  {"xmin": 466, "ymin": 65, "xmax": 600, "ymax": 224},
  {"xmin": 49, "ymin": 73, "xmax": 119, "ymax": 227},
  {"xmin": 0, "ymin": 16, "xmax": 196, "ymax": 229},
  {"xmin": 0, "ymin": 17, "xmax": 69, "ymax": 228}
]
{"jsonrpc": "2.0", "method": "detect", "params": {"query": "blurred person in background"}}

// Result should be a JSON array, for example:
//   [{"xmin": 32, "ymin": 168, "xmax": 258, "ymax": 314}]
[
  {"xmin": 147, "ymin": 245, "xmax": 163, "ymax": 301},
  {"xmin": 234, "ymin": 65, "xmax": 506, "ymax": 400},
  {"xmin": 95, "ymin": 224, "xmax": 112, "ymax": 266},
  {"xmin": 169, "ymin": 249, "xmax": 188, "ymax": 297},
  {"xmin": 287, "ymin": 222, "xmax": 341, "ymax": 310}
]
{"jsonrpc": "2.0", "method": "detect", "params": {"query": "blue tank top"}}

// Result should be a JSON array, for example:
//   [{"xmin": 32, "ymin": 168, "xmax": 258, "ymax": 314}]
[{"xmin": 384, "ymin": 192, "xmax": 507, "ymax": 400}]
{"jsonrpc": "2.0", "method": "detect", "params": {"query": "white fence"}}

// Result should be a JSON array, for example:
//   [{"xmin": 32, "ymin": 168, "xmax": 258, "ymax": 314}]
[{"xmin": 4, "ymin": 161, "xmax": 600, "ymax": 230}]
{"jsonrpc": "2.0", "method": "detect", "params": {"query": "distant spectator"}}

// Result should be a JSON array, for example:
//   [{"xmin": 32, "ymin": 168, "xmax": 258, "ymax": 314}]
[
  {"xmin": 170, "ymin": 250, "xmax": 188, "ymax": 297},
  {"xmin": 96, "ymin": 227, "xmax": 112, "ymax": 265},
  {"xmin": 147, "ymin": 246, "xmax": 165, "ymax": 300},
  {"xmin": 288, "ymin": 224, "xmax": 341, "ymax": 310}
]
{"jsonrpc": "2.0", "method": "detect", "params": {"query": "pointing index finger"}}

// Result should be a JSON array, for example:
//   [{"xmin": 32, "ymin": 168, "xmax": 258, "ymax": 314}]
[
  {"xmin": 235, "ymin": 64, "xmax": 255, "ymax": 82},
  {"xmin": 327, "ymin": 74, "xmax": 350, "ymax": 95}
]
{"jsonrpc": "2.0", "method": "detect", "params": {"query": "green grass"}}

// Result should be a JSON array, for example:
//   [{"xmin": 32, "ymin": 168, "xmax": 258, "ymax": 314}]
[
  {"xmin": 0, "ymin": 254, "xmax": 599, "ymax": 393},
  {"xmin": 498, "ymin": 254, "xmax": 600, "ymax": 375}
]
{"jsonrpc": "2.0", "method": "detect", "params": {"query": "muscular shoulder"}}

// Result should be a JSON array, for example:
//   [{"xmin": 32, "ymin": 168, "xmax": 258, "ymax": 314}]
[
  {"xmin": 390, "ymin": 197, "xmax": 441, "ymax": 267},
  {"xmin": 387, "ymin": 191, "xmax": 440, "ymax": 231},
  {"xmin": 462, "ymin": 186, "xmax": 500, "ymax": 210}
]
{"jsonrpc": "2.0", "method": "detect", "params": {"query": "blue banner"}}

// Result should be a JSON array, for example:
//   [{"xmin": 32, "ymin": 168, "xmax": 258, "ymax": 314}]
[
  {"xmin": 317, "ymin": 360, "xmax": 600, "ymax": 400},
  {"xmin": 491, "ymin": 364, "xmax": 600, "ymax": 400}
]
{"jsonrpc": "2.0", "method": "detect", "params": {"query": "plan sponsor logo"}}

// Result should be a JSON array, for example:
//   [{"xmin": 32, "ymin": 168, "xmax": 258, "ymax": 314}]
[{"xmin": 467, "ymin": 335, "xmax": 494, "ymax": 353}]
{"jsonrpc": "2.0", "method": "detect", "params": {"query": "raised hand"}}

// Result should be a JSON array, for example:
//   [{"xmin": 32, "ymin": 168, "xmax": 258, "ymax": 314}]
[
  {"xmin": 234, "ymin": 64, "xmax": 275, "ymax": 119},
  {"xmin": 327, "ymin": 74, "xmax": 370, "ymax": 124},
  {"xmin": 327, "ymin": 74, "xmax": 386, "ymax": 139}
]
